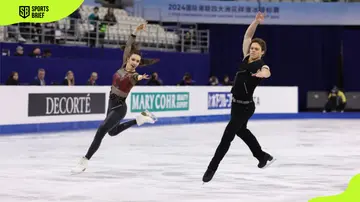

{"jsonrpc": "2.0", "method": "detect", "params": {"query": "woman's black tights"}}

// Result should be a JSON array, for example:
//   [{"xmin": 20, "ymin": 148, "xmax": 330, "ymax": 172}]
[{"xmin": 85, "ymin": 98, "xmax": 137, "ymax": 160}]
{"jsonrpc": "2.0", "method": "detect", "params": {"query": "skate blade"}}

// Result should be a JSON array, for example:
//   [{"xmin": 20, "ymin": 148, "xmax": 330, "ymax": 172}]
[
  {"xmin": 261, "ymin": 158, "xmax": 276, "ymax": 169},
  {"xmin": 70, "ymin": 171, "xmax": 82, "ymax": 175},
  {"xmin": 70, "ymin": 168, "xmax": 86, "ymax": 175}
]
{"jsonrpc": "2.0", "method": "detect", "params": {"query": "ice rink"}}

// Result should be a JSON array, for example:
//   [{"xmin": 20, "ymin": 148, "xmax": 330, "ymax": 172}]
[{"xmin": 1, "ymin": 119, "xmax": 360, "ymax": 202}]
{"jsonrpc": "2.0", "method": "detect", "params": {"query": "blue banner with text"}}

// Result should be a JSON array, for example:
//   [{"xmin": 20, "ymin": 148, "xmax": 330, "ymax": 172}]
[{"xmin": 137, "ymin": 0, "xmax": 360, "ymax": 25}]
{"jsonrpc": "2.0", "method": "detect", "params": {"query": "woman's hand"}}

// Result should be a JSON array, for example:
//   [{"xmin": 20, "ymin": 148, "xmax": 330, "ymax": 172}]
[
  {"xmin": 138, "ymin": 74, "xmax": 150, "ymax": 80},
  {"xmin": 135, "ymin": 22, "xmax": 147, "ymax": 32}
]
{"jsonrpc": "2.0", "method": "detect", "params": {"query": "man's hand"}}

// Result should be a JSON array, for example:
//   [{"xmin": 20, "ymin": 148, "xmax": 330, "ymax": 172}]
[
  {"xmin": 255, "ymin": 12, "xmax": 264, "ymax": 24},
  {"xmin": 252, "ymin": 68, "xmax": 270, "ymax": 78}
]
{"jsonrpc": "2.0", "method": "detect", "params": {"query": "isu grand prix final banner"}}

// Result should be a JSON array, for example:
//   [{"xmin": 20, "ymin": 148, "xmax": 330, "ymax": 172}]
[{"xmin": 136, "ymin": 0, "xmax": 360, "ymax": 25}]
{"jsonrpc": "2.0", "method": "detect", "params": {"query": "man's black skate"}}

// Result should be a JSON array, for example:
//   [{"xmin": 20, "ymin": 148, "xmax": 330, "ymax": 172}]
[
  {"xmin": 202, "ymin": 168, "xmax": 215, "ymax": 183},
  {"xmin": 258, "ymin": 153, "xmax": 276, "ymax": 169}
]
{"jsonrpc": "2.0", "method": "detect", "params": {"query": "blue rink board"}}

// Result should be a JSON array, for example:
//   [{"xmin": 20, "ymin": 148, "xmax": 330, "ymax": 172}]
[{"xmin": 1, "ymin": 113, "xmax": 360, "ymax": 135}]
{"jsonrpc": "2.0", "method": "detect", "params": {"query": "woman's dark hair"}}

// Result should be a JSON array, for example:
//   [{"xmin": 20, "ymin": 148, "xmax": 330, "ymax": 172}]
[
  {"xmin": 250, "ymin": 38, "xmax": 267, "ymax": 55},
  {"xmin": 121, "ymin": 43, "xmax": 162, "ymax": 67},
  {"xmin": 6, "ymin": 71, "xmax": 19, "ymax": 85},
  {"xmin": 130, "ymin": 50, "xmax": 142, "ymax": 58}
]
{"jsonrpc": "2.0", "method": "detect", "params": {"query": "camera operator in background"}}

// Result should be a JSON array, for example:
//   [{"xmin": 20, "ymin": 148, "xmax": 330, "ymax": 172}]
[
  {"xmin": 323, "ymin": 86, "xmax": 346, "ymax": 113},
  {"xmin": 146, "ymin": 72, "xmax": 163, "ymax": 86},
  {"xmin": 177, "ymin": 72, "xmax": 195, "ymax": 86}
]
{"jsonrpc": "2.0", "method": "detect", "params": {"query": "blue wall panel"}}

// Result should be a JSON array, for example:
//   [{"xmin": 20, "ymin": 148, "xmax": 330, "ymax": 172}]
[
  {"xmin": 342, "ymin": 27, "xmax": 360, "ymax": 91},
  {"xmin": 0, "ymin": 44, "xmax": 210, "ymax": 86},
  {"xmin": 199, "ymin": 24, "xmax": 344, "ymax": 110}
]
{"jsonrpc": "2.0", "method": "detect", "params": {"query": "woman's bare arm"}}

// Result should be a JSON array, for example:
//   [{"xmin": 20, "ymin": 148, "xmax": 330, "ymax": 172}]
[{"xmin": 122, "ymin": 23, "xmax": 147, "ymax": 65}]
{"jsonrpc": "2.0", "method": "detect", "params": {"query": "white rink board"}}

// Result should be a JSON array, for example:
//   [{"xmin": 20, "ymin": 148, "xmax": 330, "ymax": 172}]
[{"xmin": 0, "ymin": 86, "xmax": 298, "ymax": 125}]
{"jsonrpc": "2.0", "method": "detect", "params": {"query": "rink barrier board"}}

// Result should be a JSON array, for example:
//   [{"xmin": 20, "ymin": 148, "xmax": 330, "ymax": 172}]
[
  {"xmin": 0, "ymin": 85, "xmax": 298, "ymax": 125},
  {"xmin": 2, "ymin": 85, "xmax": 360, "ymax": 135},
  {"xmin": 0, "ymin": 86, "xmax": 298, "ymax": 125},
  {"xmin": 1, "ymin": 113, "xmax": 360, "ymax": 135}
]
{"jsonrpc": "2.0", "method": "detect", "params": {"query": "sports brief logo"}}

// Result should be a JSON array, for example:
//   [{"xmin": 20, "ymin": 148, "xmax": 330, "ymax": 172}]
[
  {"xmin": 130, "ymin": 92, "xmax": 189, "ymax": 112},
  {"xmin": 309, "ymin": 173, "xmax": 360, "ymax": 202},
  {"xmin": 1, "ymin": 1, "xmax": 82, "ymax": 26},
  {"xmin": 19, "ymin": 6, "xmax": 50, "ymax": 19},
  {"xmin": 28, "ymin": 93, "xmax": 106, "ymax": 117},
  {"xmin": 19, "ymin": 6, "xmax": 30, "ymax": 19}
]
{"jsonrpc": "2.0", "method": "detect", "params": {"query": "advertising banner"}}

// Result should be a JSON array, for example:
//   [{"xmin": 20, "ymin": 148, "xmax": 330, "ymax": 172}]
[
  {"xmin": 130, "ymin": 92, "xmax": 189, "ymax": 112},
  {"xmin": 0, "ymin": 86, "xmax": 298, "ymax": 126},
  {"xmin": 28, "ymin": 93, "xmax": 106, "ymax": 117},
  {"xmin": 136, "ymin": 0, "xmax": 360, "ymax": 25}
]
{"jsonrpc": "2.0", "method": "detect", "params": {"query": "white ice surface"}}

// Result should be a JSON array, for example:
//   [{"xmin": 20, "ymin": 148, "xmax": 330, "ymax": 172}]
[{"xmin": 0, "ymin": 119, "xmax": 360, "ymax": 202}]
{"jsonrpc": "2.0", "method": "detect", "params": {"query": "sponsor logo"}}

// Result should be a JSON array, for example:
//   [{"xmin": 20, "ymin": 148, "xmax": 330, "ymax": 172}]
[
  {"xmin": 208, "ymin": 92, "xmax": 260, "ymax": 109},
  {"xmin": 208, "ymin": 92, "xmax": 232, "ymax": 109},
  {"xmin": 130, "ymin": 92, "xmax": 189, "ymax": 112},
  {"xmin": 28, "ymin": 93, "xmax": 106, "ymax": 116}
]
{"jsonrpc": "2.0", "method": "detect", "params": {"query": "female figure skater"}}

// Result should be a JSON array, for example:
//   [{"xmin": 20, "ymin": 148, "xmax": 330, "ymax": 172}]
[
  {"xmin": 71, "ymin": 23, "xmax": 157, "ymax": 174},
  {"xmin": 202, "ymin": 12, "xmax": 276, "ymax": 183}
]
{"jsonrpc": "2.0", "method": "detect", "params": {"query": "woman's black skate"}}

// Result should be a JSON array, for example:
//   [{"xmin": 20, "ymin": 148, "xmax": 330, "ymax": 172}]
[{"xmin": 258, "ymin": 153, "xmax": 276, "ymax": 169}]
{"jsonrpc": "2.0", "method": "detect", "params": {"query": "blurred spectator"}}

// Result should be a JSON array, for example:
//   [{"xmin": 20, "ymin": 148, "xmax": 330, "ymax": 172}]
[
  {"xmin": 222, "ymin": 75, "xmax": 233, "ymax": 86},
  {"xmin": 323, "ymin": 86, "xmax": 346, "ymax": 113},
  {"xmin": 30, "ymin": 23, "xmax": 42, "ymax": 43},
  {"xmin": 96, "ymin": 0, "xmax": 126, "ymax": 8},
  {"xmin": 87, "ymin": 7, "xmax": 106, "ymax": 47},
  {"xmin": 68, "ymin": 7, "xmax": 82, "ymax": 35},
  {"xmin": 43, "ymin": 23, "xmax": 58, "ymax": 44},
  {"xmin": 104, "ymin": 8, "xmax": 117, "ymax": 26},
  {"xmin": 28, "ymin": 47, "xmax": 42, "ymax": 58},
  {"xmin": 97, "ymin": 22, "xmax": 107, "ymax": 47},
  {"xmin": 103, "ymin": 0, "xmax": 116, "ymax": 4},
  {"xmin": 87, "ymin": 22, "xmax": 107, "ymax": 48},
  {"xmin": 63, "ymin": 71, "xmax": 75, "ymax": 86},
  {"xmin": 208, "ymin": 76, "xmax": 219, "ymax": 86},
  {"xmin": 31, "ymin": 68, "xmax": 46, "ymax": 85},
  {"xmin": 88, "ymin": 7, "xmax": 100, "ymax": 27},
  {"xmin": 5, "ymin": 71, "xmax": 19, "ymax": 85},
  {"xmin": 147, "ymin": 72, "xmax": 163, "ymax": 86},
  {"xmin": 18, "ymin": 23, "xmax": 41, "ymax": 42},
  {"xmin": 13, "ymin": 46, "xmax": 24, "ymax": 56},
  {"xmin": 86, "ymin": 72, "xmax": 98, "ymax": 85},
  {"xmin": 178, "ymin": 72, "xmax": 195, "ymax": 86},
  {"xmin": 42, "ymin": 49, "xmax": 52, "ymax": 58},
  {"xmin": 7, "ymin": 24, "xmax": 26, "ymax": 42},
  {"xmin": 184, "ymin": 26, "xmax": 197, "ymax": 52}
]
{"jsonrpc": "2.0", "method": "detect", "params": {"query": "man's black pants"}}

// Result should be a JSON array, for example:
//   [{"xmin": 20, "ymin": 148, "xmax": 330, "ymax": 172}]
[
  {"xmin": 208, "ymin": 101, "xmax": 266, "ymax": 171},
  {"xmin": 324, "ymin": 98, "xmax": 346, "ymax": 112}
]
